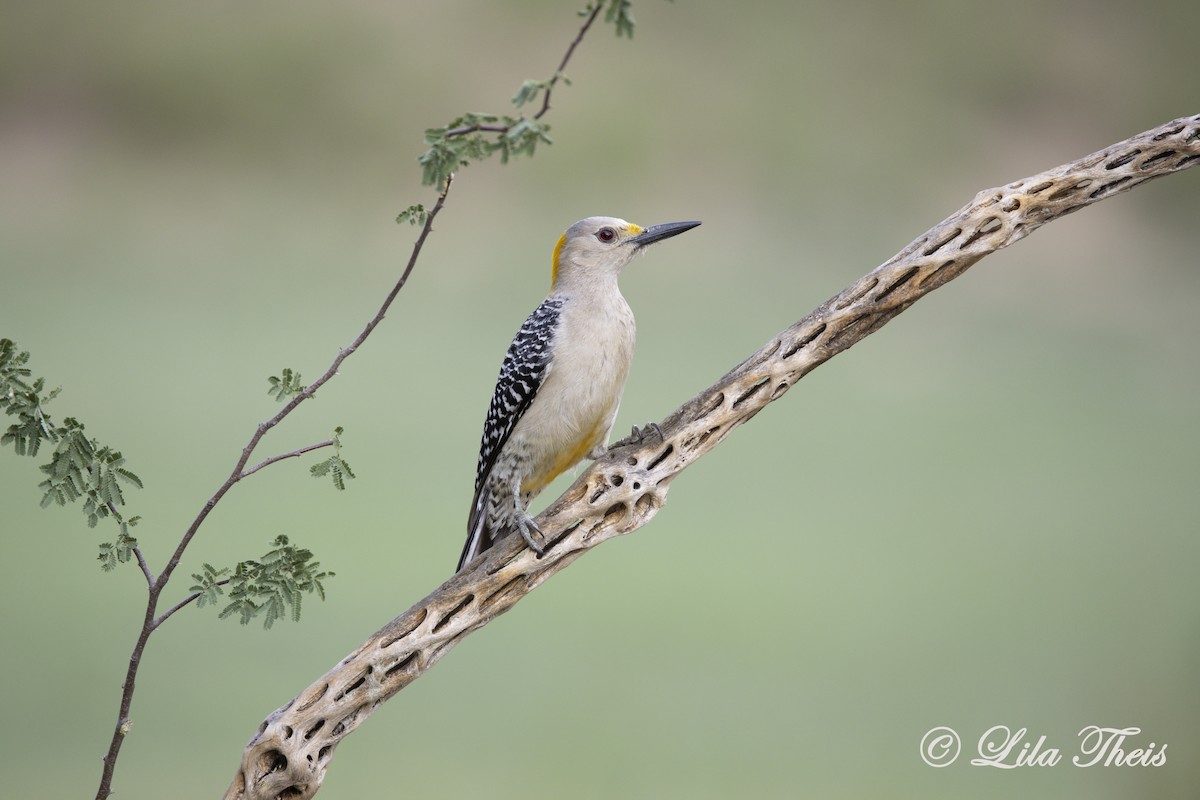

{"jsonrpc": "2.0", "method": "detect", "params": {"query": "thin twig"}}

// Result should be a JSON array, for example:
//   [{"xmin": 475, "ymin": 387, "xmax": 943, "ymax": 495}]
[
  {"xmin": 152, "ymin": 578, "xmax": 234, "ymax": 629},
  {"xmin": 158, "ymin": 173, "xmax": 452, "ymax": 610},
  {"xmin": 535, "ymin": 1, "xmax": 603, "ymax": 120},
  {"xmin": 241, "ymin": 439, "xmax": 336, "ymax": 480},
  {"xmin": 444, "ymin": 2, "xmax": 603, "ymax": 137},
  {"xmin": 133, "ymin": 546, "xmax": 154, "ymax": 586},
  {"xmin": 95, "ymin": 176, "xmax": 455, "ymax": 800}
]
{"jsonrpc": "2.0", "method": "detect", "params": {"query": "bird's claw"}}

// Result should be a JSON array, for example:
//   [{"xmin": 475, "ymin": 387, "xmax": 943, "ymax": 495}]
[
  {"xmin": 517, "ymin": 512, "xmax": 545, "ymax": 555},
  {"xmin": 640, "ymin": 422, "xmax": 665, "ymax": 443},
  {"xmin": 610, "ymin": 422, "xmax": 665, "ymax": 449}
]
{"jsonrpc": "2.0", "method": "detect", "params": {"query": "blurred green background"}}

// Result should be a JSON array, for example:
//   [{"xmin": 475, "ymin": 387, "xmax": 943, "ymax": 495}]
[{"xmin": 2, "ymin": 1, "xmax": 1198, "ymax": 797}]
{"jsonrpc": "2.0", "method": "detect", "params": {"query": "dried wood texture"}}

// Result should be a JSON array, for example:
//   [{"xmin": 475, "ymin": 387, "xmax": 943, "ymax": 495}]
[{"xmin": 226, "ymin": 114, "xmax": 1199, "ymax": 800}]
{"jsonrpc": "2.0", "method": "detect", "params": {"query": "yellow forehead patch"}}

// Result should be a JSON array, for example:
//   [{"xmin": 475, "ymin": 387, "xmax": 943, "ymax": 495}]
[
  {"xmin": 551, "ymin": 232, "xmax": 568, "ymax": 287},
  {"xmin": 626, "ymin": 223, "xmax": 643, "ymax": 235}
]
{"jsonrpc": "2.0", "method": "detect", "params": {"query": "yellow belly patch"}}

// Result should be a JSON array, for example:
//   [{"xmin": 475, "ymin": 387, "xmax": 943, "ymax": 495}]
[{"xmin": 524, "ymin": 417, "xmax": 606, "ymax": 496}]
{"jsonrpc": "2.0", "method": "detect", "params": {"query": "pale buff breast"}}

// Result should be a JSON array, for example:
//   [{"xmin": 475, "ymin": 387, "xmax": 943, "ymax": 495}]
[{"xmin": 510, "ymin": 290, "xmax": 636, "ymax": 495}]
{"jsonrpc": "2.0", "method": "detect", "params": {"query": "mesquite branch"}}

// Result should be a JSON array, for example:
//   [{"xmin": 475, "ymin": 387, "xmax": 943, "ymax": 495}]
[
  {"xmin": 225, "ymin": 116, "xmax": 1200, "ymax": 800},
  {"xmin": 93, "ymin": 179, "xmax": 453, "ymax": 800},
  {"xmin": 443, "ymin": 2, "xmax": 603, "ymax": 137},
  {"xmin": 96, "ymin": 3, "xmax": 618, "ymax": 794}
]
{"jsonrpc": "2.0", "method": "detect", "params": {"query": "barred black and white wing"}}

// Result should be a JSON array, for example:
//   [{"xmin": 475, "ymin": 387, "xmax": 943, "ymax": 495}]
[{"xmin": 459, "ymin": 296, "xmax": 565, "ymax": 571}]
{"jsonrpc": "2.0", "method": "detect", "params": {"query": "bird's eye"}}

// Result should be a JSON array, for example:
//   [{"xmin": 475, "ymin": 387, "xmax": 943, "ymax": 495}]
[{"xmin": 596, "ymin": 227, "xmax": 616, "ymax": 243}]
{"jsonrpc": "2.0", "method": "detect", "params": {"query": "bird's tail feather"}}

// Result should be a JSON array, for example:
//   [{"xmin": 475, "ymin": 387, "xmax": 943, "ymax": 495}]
[{"xmin": 458, "ymin": 499, "xmax": 496, "ymax": 572}]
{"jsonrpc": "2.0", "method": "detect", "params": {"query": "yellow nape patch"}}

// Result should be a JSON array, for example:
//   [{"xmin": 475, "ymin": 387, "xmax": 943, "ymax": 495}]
[{"xmin": 551, "ymin": 232, "xmax": 568, "ymax": 287}]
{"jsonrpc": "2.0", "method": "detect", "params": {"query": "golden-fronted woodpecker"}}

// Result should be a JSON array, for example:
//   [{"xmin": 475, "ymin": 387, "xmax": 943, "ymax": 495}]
[{"xmin": 458, "ymin": 216, "xmax": 701, "ymax": 571}]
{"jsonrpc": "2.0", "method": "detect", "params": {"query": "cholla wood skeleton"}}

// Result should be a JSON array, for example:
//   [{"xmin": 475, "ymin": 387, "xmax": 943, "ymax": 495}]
[{"xmin": 226, "ymin": 115, "xmax": 1199, "ymax": 799}]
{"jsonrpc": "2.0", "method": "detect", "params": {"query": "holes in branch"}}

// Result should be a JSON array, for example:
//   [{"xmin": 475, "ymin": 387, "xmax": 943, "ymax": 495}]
[
  {"xmin": 1105, "ymin": 149, "xmax": 1141, "ymax": 169},
  {"xmin": 333, "ymin": 669, "xmax": 370, "ymax": 703},
  {"xmin": 330, "ymin": 705, "xmax": 365, "ymax": 738},
  {"xmin": 1089, "ymin": 176, "xmax": 1132, "ymax": 198},
  {"xmin": 1028, "ymin": 180, "xmax": 1054, "ymax": 195},
  {"xmin": 702, "ymin": 392, "xmax": 725, "ymax": 416},
  {"xmin": 874, "ymin": 267, "xmax": 919, "ymax": 301},
  {"xmin": 1152, "ymin": 123, "xmax": 1185, "ymax": 141},
  {"xmin": 961, "ymin": 216, "xmax": 1002, "ymax": 248},
  {"xmin": 303, "ymin": 719, "xmax": 325, "ymax": 741},
  {"xmin": 916, "ymin": 259, "xmax": 958, "ymax": 289},
  {"xmin": 431, "ymin": 595, "xmax": 474, "ymax": 633},
  {"xmin": 384, "ymin": 652, "xmax": 419, "ymax": 680},
  {"xmin": 1047, "ymin": 179, "xmax": 1092, "ymax": 201},
  {"xmin": 259, "ymin": 749, "xmax": 288, "ymax": 775},
  {"xmin": 482, "ymin": 577, "xmax": 525, "ymax": 611},
  {"xmin": 742, "ymin": 338, "xmax": 783, "ymax": 372},
  {"xmin": 647, "ymin": 444, "xmax": 674, "ymax": 470},
  {"xmin": 295, "ymin": 683, "xmax": 329, "ymax": 713},
  {"xmin": 603, "ymin": 503, "xmax": 627, "ymax": 525},
  {"xmin": 733, "ymin": 377, "xmax": 769, "ymax": 409},
  {"xmin": 922, "ymin": 228, "xmax": 961, "ymax": 256},
  {"xmin": 1001, "ymin": 196, "xmax": 1022, "ymax": 212},
  {"xmin": 697, "ymin": 426, "xmax": 721, "ymax": 446},
  {"xmin": 1140, "ymin": 149, "xmax": 1176, "ymax": 169},
  {"xmin": 1178, "ymin": 153, "xmax": 1200, "ymax": 168},
  {"xmin": 836, "ymin": 277, "xmax": 878, "ymax": 308},
  {"xmin": 783, "ymin": 323, "xmax": 826, "ymax": 358},
  {"xmin": 561, "ymin": 480, "xmax": 590, "ymax": 506},
  {"xmin": 379, "ymin": 608, "xmax": 428, "ymax": 649}
]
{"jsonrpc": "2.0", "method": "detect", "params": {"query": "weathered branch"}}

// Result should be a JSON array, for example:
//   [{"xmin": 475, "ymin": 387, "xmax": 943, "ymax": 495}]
[{"xmin": 225, "ymin": 114, "xmax": 1199, "ymax": 800}]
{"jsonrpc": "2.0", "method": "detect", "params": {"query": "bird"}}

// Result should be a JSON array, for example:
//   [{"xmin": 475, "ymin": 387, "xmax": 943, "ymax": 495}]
[{"xmin": 458, "ymin": 216, "xmax": 701, "ymax": 572}]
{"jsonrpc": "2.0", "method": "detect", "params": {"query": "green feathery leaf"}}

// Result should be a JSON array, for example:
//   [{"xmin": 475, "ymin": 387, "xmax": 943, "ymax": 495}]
[
  {"xmin": 2, "ymin": 339, "xmax": 143, "ymax": 554},
  {"xmin": 604, "ymin": 0, "xmax": 637, "ymax": 38},
  {"xmin": 396, "ymin": 204, "xmax": 428, "ymax": 226},
  {"xmin": 209, "ymin": 536, "xmax": 334, "ymax": 628},
  {"xmin": 189, "ymin": 562, "xmax": 231, "ymax": 608},
  {"xmin": 311, "ymin": 426, "xmax": 355, "ymax": 490},
  {"xmin": 98, "ymin": 532, "xmax": 139, "ymax": 572},
  {"xmin": 512, "ymin": 78, "xmax": 549, "ymax": 108},
  {"xmin": 267, "ymin": 368, "xmax": 305, "ymax": 403}
]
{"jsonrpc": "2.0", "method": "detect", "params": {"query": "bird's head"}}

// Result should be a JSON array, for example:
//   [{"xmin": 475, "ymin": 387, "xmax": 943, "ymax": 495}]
[{"xmin": 551, "ymin": 216, "xmax": 701, "ymax": 289}]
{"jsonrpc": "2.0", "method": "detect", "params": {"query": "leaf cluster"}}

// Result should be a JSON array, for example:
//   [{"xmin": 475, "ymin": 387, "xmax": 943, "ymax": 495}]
[
  {"xmin": 190, "ymin": 536, "xmax": 334, "ymax": 629},
  {"xmin": 267, "ymin": 368, "xmax": 305, "ymax": 403},
  {"xmin": 1, "ymin": 339, "xmax": 143, "ymax": 563},
  {"xmin": 601, "ymin": 0, "xmax": 637, "ymax": 38},
  {"xmin": 412, "ymin": 0, "xmax": 637, "ymax": 189},
  {"xmin": 418, "ymin": 112, "xmax": 552, "ymax": 188},
  {"xmin": 310, "ymin": 426, "xmax": 355, "ymax": 490},
  {"xmin": 395, "ymin": 204, "xmax": 427, "ymax": 227}
]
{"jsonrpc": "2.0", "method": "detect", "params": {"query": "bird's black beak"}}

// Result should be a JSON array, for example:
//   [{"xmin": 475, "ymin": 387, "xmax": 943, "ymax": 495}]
[{"xmin": 631, "ymin": 220, "xmax": 701, "ymax": 247}]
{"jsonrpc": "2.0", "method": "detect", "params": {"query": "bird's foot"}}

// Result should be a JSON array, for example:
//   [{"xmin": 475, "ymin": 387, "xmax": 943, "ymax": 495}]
[
  {"xmin": 516, "ymin": 511, "xmax": 546, "ymax": 555},
  {"xmin": 609, "ymin": 422, "xmax": 665, "ymax": 450}
]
